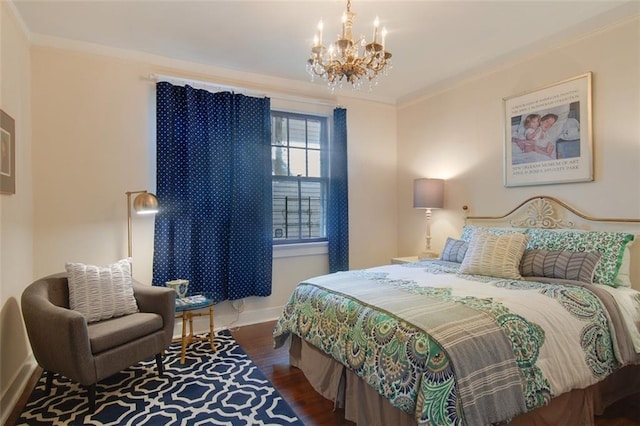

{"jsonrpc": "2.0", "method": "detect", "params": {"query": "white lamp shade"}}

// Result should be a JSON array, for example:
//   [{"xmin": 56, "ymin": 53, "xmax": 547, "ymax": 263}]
[{"xmin": 413, "ymin": 178, "xmax": 444, "ymax": 209}]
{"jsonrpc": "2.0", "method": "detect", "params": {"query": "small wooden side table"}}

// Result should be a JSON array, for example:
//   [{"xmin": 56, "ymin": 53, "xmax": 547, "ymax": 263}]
[{"xmin": 174, "ymin": 296, "xmax": 216, "ymax": 364}]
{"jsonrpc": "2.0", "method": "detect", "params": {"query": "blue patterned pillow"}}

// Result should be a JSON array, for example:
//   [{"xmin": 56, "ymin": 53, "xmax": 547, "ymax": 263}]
[{"xmin": 440, "ymin": 238, "xmax": 469, "ymax": 263}]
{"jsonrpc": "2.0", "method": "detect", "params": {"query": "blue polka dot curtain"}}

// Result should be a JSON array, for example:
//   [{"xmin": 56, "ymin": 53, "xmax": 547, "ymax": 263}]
[
  {"xmin": 328, "ymin": 108, "xmax": 349, "ymax": 272},
  {"xmin": 153, "ymin": 82, "xmax": 273, "ymax": 301}
]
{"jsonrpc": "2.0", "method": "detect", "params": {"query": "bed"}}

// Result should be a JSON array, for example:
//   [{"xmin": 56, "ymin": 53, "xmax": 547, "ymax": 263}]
[{"xmin": 273, "ymin": 196, "xmax": 640, "ymax": 425}]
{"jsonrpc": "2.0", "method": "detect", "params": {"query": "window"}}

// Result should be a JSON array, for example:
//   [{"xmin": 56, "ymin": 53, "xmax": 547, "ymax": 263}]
[{"xmin": 271, "ymin": 111, "xmax": 328, "ymax": 244}]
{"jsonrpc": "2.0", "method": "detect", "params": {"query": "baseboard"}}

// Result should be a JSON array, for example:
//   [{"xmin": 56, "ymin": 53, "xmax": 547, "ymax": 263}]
[{"xmin": 0, "ymin": 354, "xmax": 37, "ymax": 425}]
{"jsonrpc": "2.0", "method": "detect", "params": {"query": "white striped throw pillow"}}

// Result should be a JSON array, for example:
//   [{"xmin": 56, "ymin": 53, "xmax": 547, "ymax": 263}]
[
  {"xmin": 459, "ymin": 230, "xmax": 530, "ymax": 279},
  {"xmin": 66, "ymin": 258, "xmax": 139, "ymax": 323}
]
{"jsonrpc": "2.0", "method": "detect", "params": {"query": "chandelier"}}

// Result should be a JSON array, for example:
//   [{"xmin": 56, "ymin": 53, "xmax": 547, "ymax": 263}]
[{"xmin": 307, "ymin": 0, "xmax": 392, "ymax": 90}]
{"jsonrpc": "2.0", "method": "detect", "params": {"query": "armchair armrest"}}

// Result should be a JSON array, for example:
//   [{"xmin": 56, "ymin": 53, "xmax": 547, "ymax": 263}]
[
  {"xmin": 21, "ymin": 293, "xmax": 96, "ymax": 385},
  {"xmin": 133, "ymin": 284, "xmax": 176, "ymax": 347}
]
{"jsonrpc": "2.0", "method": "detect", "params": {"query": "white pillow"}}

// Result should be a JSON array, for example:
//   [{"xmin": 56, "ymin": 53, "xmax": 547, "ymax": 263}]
[
  {"xmin": 65, "ymin": 258, "xmax": 139, "ymax": 323},
  {"xmin": 459, "ymin": 230, "xmax": 530, "ymax": 280}
]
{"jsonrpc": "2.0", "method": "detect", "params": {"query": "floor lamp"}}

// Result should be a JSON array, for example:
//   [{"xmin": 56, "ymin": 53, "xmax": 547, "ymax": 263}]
[
  {"xmin": 126, "ymin": 190, "xmax": 159, "ymax": 258},
  {"xmin": 413, "ymin": 178, "xmax": 444, "ymax": 259}
]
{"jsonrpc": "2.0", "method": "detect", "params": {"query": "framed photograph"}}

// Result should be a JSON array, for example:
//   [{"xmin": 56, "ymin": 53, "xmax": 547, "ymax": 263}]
[
  {"xmin": 1, "ymin": 109, "xmax": 16, "ymax": 194},
  {"xmin": 503, "ymin": 72, "xmax": 593, "ymax": 187}
]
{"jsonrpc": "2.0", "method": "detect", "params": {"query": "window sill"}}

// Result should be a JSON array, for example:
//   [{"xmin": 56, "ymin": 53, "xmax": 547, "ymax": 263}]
[{"xmin": 273, "ymin": 241, "xmax": 328, "ymax": 258}]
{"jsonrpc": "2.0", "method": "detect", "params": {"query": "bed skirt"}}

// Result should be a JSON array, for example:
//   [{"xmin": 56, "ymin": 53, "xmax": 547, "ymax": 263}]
[{"xmin": 289, "ymin": 335, "xmax": 640, "ymax": 425}]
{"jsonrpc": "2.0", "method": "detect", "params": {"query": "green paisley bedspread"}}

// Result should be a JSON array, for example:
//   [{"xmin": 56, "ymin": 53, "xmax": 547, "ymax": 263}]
[{"xmin": 273, "ymin": 260, "xmax": 631, "ymax": 425}]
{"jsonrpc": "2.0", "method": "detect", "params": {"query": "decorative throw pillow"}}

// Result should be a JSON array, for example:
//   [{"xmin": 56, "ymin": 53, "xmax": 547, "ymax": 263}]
[
  {"xmin": 525, "ymin": 229, "xmax": 635, "ymax": 287},
  {"xmin": 65, "ymin": 258, "xmax": 139, "ymax": 323},
  {"xmin": 612, "ymin": 241, "xmax": 635, "ymax": 287},
  {"xmin": 440, "ymin": 237, "xmax": 469, "ymax": 263},
  {"xmin": 460, "ymin": 225, "xmax": 527, "ymax": 242},
  {"xmin": 459, "ymin": 230, "xmax": 530, "ymax": 279},
  {"xmin": 519, "ymin": 249, "xmax": 602, "ymax": 284}
]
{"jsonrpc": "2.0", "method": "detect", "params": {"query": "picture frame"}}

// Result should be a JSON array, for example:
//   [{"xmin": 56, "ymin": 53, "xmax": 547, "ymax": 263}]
[
  {"xmin": 503, "ymin": 72, "xmax": 593, "ymax": 187},
  {"xmin": 1, "ymin": 109, "xmax": 16, "ymax": 195}
]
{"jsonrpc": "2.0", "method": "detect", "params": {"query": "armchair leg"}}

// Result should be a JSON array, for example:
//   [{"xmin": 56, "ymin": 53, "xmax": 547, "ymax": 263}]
[
  {"xmin": 45, "ymin": 371, "xmax": 54, "ymax": 394},
  {"xmin": 155, "ymin": 353, "xmax": 164, "ymax": 376},
  {"xmin": 87, "ymin": 384, "xmax": 96, "ymax": 413}
]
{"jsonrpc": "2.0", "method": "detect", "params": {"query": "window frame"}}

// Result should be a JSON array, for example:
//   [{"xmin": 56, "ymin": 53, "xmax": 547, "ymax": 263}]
[{"xmin": 271, "ymin": 110, "xmax": 329, "ymax": 245}]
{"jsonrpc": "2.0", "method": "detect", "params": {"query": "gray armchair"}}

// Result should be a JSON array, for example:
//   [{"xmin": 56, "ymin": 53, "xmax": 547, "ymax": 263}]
[{"xmin": 21, "ymin": 273, "xmax": 175, "ymax": 412}]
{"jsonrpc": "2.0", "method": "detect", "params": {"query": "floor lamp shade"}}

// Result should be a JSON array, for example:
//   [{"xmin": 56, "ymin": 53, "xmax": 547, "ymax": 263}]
[
  {"xmin": 413, "ymin": 178, "xmax": 444, "ymax": 258},
  {"xmin": 133, "ymin": 192, "xmax": 159, "ymax": 214},
  {"xmin": 126, "ymin": 190, "xmax": 159, "ymax": 259},
  {"xmin": 413, "ymin": 178, "xmax": 444, "ymax": 209}
]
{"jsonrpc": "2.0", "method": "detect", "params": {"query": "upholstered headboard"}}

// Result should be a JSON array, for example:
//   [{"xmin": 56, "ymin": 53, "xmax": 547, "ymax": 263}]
[{"xmin": 463, "ymin": 196, "xmax": 640, "ymax": 291}]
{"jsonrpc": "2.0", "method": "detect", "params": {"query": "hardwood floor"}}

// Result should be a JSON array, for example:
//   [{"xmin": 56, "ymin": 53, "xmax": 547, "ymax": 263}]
[
  {"xmin": 8, "ymin": 320, "xmax": 640, "ymax": 425},
  {"xmin": 230, "ymin": 321, "xmax": 354, "ymax": 426}
]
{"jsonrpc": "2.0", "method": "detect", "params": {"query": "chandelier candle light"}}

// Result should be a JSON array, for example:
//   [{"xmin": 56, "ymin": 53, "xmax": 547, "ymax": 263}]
[{"xmin": 307, "ymin": 0, "xmax": 392, "ymax": 90}]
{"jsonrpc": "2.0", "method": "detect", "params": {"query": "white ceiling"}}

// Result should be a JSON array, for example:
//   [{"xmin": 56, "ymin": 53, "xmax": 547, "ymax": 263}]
[{"xmin": 11, "ymin": 0, "xmax": 640, "ymax": 104}]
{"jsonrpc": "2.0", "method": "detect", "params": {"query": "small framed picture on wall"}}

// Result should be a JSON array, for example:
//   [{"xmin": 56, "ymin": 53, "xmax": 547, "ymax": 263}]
[
  {"xmin": 503, "ymin": 72, "xmax": 593, "ymax": 187},
  {"xmin": 1, "ymin": 109, "xmax": 16, "ymax": 195}
]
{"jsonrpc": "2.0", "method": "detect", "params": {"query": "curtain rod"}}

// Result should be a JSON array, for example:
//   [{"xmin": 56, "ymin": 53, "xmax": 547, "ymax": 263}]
[{"xmin": 147, "ymin": 73, "xmax": 338, "ymax": 108}]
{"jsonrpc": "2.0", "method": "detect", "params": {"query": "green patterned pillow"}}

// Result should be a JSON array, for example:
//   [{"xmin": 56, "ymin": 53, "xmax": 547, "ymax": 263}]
[
  {"xmin": 525, "ymin": 229, "xmax": 635, "ymax": 287},
  {"xmin": 459, "ymin": 230, "xmax": 530, "ymax": 279},
  {"xmin": 460, "ymin": 225, "xmax": 526, "ymax": 242}
]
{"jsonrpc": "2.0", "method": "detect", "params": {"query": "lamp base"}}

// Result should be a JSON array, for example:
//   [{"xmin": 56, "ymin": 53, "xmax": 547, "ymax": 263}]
[{"xmin": 418, "ymin": 251, "xmax": 440, "ymax": 260}]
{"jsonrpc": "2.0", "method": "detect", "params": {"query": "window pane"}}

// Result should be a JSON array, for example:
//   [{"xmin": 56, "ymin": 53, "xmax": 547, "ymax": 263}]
[
  {"xmin": 289, "ymin": 118, "xmax": 307, "ymax": 148},
  {"xmin": 307, "ymin": 120, "xmax": 321, "ymax": 149},
  {"xmin": 300, "ymin": 181, "xmax": 325, "ymax": 238},
  {"xmin": 272, "ymin": 146, "xmax": 288, "ymax": 176},
  {"xmin": 289, "ymin": 148, "xmax": 307, "ymax": 177},
  {"xmin": 272, "ymin": 179, "xmax": 326, "ymax": 240},
  {"xmin": 272, "ymin": 180, "xmax": 298, "ymax": 240},
  {"xmin": 307, "ymin": 149, "xmax": 321, "ymax": 177},
  {"xmin": 272, "ymin": 116, "xmax": 287, "ymax": 146}
]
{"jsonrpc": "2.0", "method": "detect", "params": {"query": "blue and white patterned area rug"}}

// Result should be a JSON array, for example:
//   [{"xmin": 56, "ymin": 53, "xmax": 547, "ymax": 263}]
[{"xmin": 17, "ymin": 330, "xmax": 303, "ymax": 425}]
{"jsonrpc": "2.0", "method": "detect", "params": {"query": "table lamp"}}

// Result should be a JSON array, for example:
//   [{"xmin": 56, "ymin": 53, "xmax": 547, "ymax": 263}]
[{"xmin": 413, "ymin": 178, "xmax": 444, "ymax": 259}]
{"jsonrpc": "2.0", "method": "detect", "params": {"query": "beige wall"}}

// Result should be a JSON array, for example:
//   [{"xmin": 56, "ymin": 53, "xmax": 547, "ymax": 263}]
[
  {"xmin": 397, "ymin": 17, "xmax": 640, "ymax": 263},
  {"xmin": 340, "ymin": 97, "xmax": 398, "ymax": 269},
  {"xmin": 0, "ymin": 1, "xmax": 35, "ymax": 418},
  {"xmin": 28, "ymin": 46, "xmax": 398, "ymax": 324}
]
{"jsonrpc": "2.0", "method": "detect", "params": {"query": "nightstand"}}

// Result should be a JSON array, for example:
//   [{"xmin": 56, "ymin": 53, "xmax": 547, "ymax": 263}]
[{"xmin": 391, "ymin": 256, "xmax": 419, "ymax": 264}]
